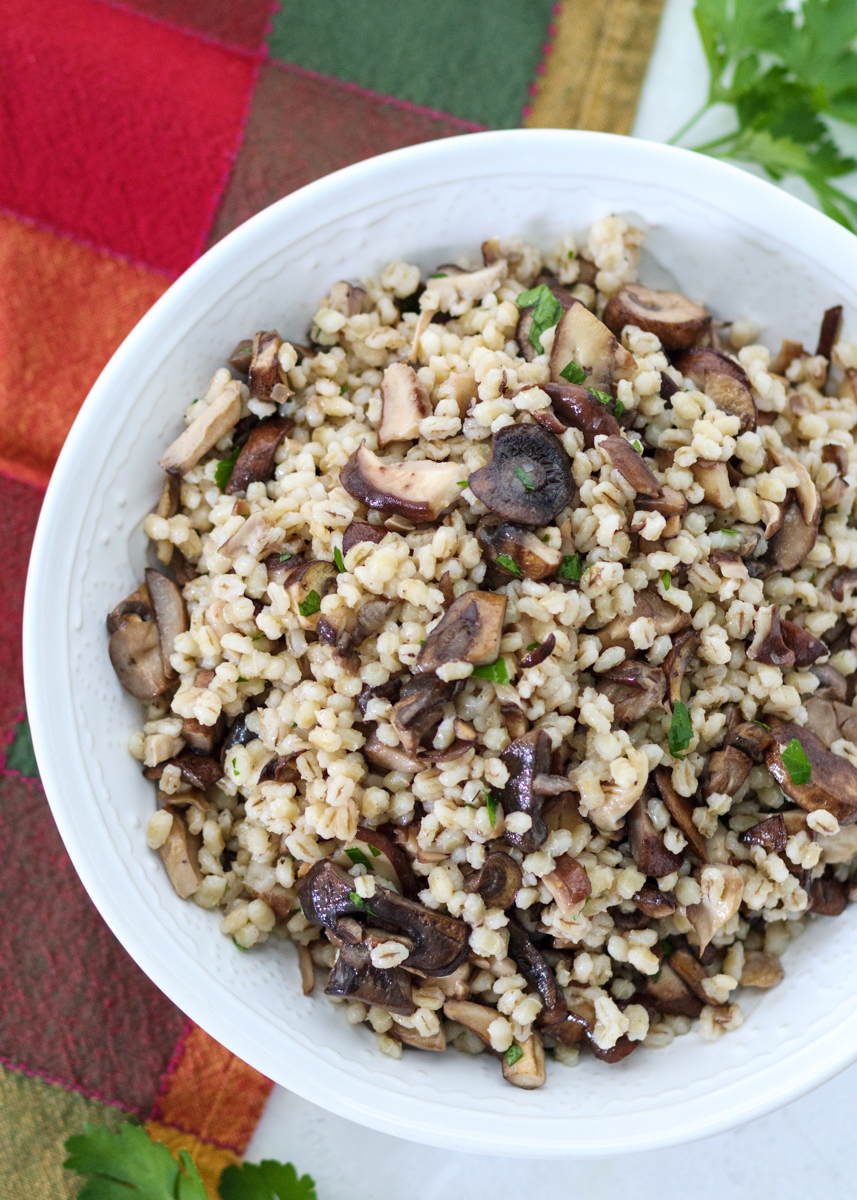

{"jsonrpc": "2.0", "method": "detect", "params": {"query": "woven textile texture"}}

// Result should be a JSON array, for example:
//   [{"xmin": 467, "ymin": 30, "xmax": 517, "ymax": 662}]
[{"xmin": 0, "ymin": 0, "xmax": 663, "ymax": 1192}]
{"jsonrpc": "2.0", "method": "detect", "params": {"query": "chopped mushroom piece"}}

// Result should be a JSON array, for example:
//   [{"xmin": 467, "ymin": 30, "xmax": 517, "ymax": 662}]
[
  {"xmin": 740, "ymin": 951, "xmax": 785, "ymax": 988},
  {"xmin": 691, "ymin": 460, "xmax": 735, "ymax": 510},
  {"xmin": 225, "ymin": 416, "xmax": 292, "ymax": 494},
  {"xmin": 765, "ymin": 717, "xmax": 857, "ymax": 824},
  {"xmin": 515, "ymin": 272, "xmax": 577, "ymax": 360},
  {"xmin": 158, "ymin": 806, "xmax": 202, "ymax": 899},
  {"xmin": 627, "ymin": 799, "xmax": 684, "ymax": 878},
  {"xmin": 468, "ymin": 424, "xmax": 573, "ymax": 527},
  {"xmin": 810, "ymin": 664, "xmax": 848, "ymax": 702},
  {"xmin": 543, "ymin": 382, "xmax": 620, "ymax": 447},
  {"xmin": 341, "ymin": 519, "xmax": 386, "ymax": 556},
  {"xmin": 378, "ymin": 362, "xmax": 431, "ymax": 446},
  {"xmin": 804, "ymin": 697, "xmax": 857, "ymax": 750},
  {"xmin": 597, "ymin": 587, "xmax": 691, "ymax": 652},
  {"xmin": 442, "ymin": 999, "xmax": 496, "ymax": 1046},
  {"xmin": 476, "ymin": 518, "xmax": 563, "ymax": 580},
  {"xmin": 739, "ymin": 814, "xmax": 786, "ymax": 853},
  {"xmin": 219, "ymin": 511, "xmax": 276, "ymax": 561},
  {"xmin": 464, "ymin": 852, "xmax": 522, "ymax": 910},
  {"xmin": 341, "ymin": 445, "xmax": 465, "ymax": 521},
  {"xmin": 808, "ymin": 871, "xmax": 848, "ymax": 915},
  {"xmin": 633, "ymin": 878, "xmax": 676, "ymax": 918},
  {"xmin": 602, "ymin": 283, "xmax": 711, "ymax": 350},
  {"xmin": 285, "ymin": 560, "xmax": 338, "ymax": 630},
  {"xmin": 645, "ymin": 960, "xmax": 703, "ymax": 1017},
  {"xmin": 507, "ymin": 918, "xmax": 566, "ymax": 1024},
  {"xmin": 390, "ymin": 1025, "xmax": 447, "ymax": 1052},
  {"xmin": 768, "ymin": 498, "xmax": 819, "ymax": 572},
  {"xmin": 391, "ymin": 674, "xmax": 457, "ymax": 753},
  {"xmin": 542, "ymin": 853, "xmax": 592, "ymax": 916},
  {"xmin": 520, "ymin": 635, "xmax": 556, "ymax": 670},
  {"xmin": 672, "ymin": 346, "xmax": 756, "ymax": 431},
  {"xmin": 599, "ymin": 661, "xmax": 666, "ymax": 723},
  {"xmin": 686, "ymin": 864, "xmax": 744, "ymax": 953},
  {"xmin": 654, "ymin": 766, "xmax": 708, "ymax": 860},
  {"xmin": 228, "ymin": 339, "xmax": 253, "ymax": 374},
  {"xmin": 107, "ymin": 584, "xmax": 170, "ymax": 702},
  {"xmin": 746, "ymin": 604, "xmax": 794, "ymax": 668},
  {"xmin": 145, "ymin": 568, "xmax": 188, "ymax": 681},
  {"xmin": 426, "ymin": 261, "xmax": 507, "ymax": 308},
  {"xmin": 667, "ymin": 947, "xmax": 712, "ymax": 1005},
  {"xmin": 502, "ymin": 1032, "xmax": 546, "ymax": 1089},
  {"xmin": 328, "ymin": 280, "xmax": 369, "ymax": 317},
  {"xmin": 182, "ymin": 712, "xmax": 225, "ymax": 756},
  {"xmin": 601, "ymin": 436, "xmax": 663, "ymax": 498},
  {"xmin": 549, "ymin": 302, "xmax": 636, "ymax": 392},
  {"xmin": 298, "ymin": 944, "xmax": 315, "ymax": 995},
  {"xmin": 816, "ymin": 304, "xmax": 843, "ymax": 362},
  {"xmin": 159, "ymin": 382, "xmax": 242, "ymax": 476},
  {"xmin": 779, "ymin": 619, "xmax": 826, "ymax": 668},
  {"xmin": 353, "ymin": 825, "xmax": 419, "ymax": 899},
  {"xmin": 496, "ymin": 729, "xmax": 553, "ymax": 853},
  {"xmin": 325, "ymin": 941, "xmax": 415, "ymax": 1014},
  {"xmin": 705, "ymin": 746, "xmax": 752, "ymax": 799},
  {"xmin": 662, "ymin": 629, "xmax": 699, "ymax": 707},
  {"xmin": 415, "ymin": 590, "xmax": 506, "ymax": 673},
  {"xmin": 248, "ymin": 330, "xmax": 283, "ymax": 400}
]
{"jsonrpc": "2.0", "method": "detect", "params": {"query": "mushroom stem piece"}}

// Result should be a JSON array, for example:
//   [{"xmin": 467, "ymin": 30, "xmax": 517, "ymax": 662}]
[
  {"xmin": 341, "ymin": 445, "xmax": 465, "ymax": 522},
  {"xmin": 415, "ymin": 590, "xmax": 507, "ymax": 673},
  {"xmin": 159, "ymin": 382, "xmax": 242, "ymax": 476}
]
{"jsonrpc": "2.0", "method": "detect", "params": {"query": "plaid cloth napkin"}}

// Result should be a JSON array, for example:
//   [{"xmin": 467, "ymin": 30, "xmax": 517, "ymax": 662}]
[{"xmin": 0, "ymin": 1, "xmax": 663, "ymax": 1193}]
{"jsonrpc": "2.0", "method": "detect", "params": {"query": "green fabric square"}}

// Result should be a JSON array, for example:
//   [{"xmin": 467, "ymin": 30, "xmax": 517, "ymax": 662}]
[{"xmin": 268, "ymin": 0, "xmax": 556, "ymax": 128}]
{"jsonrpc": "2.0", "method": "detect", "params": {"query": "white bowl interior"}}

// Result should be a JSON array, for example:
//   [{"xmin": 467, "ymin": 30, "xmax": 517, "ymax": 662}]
[{"xmin": 24, "ymin": 130, "xmax": 857, "ymax": 1156}]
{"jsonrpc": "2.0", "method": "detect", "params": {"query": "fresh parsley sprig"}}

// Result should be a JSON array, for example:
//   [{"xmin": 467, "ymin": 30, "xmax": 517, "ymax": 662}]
[{"xmin": 672, "ymin": 0, "xmax": 857, "ymax": 231}]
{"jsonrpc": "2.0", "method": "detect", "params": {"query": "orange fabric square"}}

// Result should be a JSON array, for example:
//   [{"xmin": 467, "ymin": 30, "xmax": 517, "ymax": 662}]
[
  {"xmin": 0, "ymin": 214, "xmax": 169, "ymax": 488},
  {"xmin": 145, "ymin": 1121, "xmax": 241, "ymax": 1199},
  {"xmin": 151, "ymin": 1024, "xmax": 273, "ymax": 1155}
]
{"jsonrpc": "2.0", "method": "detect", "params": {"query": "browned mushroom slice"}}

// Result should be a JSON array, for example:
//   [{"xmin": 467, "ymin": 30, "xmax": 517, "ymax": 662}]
[
  {"xmin": 543, "ymin": 382, "xmax": 620, "ymax": 447},
  {"xmin": 257, "ymin": 754, "xmax": 300, "ymax": 784},
  {"xmin": 542, "ymin": 854, "xmax": 592, "ymax": 918},
  {"xmin": 390, "ymin": 1025, "xmax": 447, "ymax": 1052},
  {"xmin": 341, "ymin": 445, "xmax": 465, "ymax": 522},
  {"xmin": 297, "ymin": 944, "xmax": 315, "ymax": 995},
  {"xmin": 832, "ymin": 567, "xmax": 857, "ymax": 602},
  {"xmin": 464, "ymin": 852, "xmax": 522, "ymax": 910},
  {"xmin": 507, "ymin": 917, "xmax": 567, "ymax": 1025},
  {"xmin": 589, "ymin": 1033, "xmax": 640, "ymax": 1064},
  {"xmin": 390, "ymin": 674, "xmax": 456, "ymax": 753},
  {"xmin": 415, "ymin": 590, "xmax": 506, "ymax": 673},
  {"xmin": 816, "ymin": 304, "xmax": 843, "ymax": 361},
  {"xmin": 442, "ymin": 999, "xmax": 497, "ymax": 1046},
  {"xmin": 602, "ymin": 283, "xmax": 711, "ymax": 350},
  {"xmin": 627, "ymin": 799, "xmax": 684, "ymax": 878},
  {"xmin": 351, "ymin": 824, "xmax": 417, "ymax": 899},
  {"xmin": 476, "ymin": 518, "xmax": 563, "ymax": 581},
  {"xmin": 673, "ymin": 346, "xmax": 756, "ymax": 431},
  {"xmin": 600, "ymin": 435, "xmax": 663, "ymax": 498},
  {"xmin": 468, "ymin": 424, "xmax": 573, "ymax": 527},
  {"xmin": 341, "ymin": 519, "xmax": 385, "ymax": 556},
  {"xmin": 705, "ymin": 746, "xmax": 752, "ymax": 799},
  {"xmin": 502, "ymin": 1033, "xmax": 546, "ymax": 1088},
  {"xmin": 427, "ymin": 261, "xmax": 507, "ymax": 309},
  {"xmin": 378, "ymin": 362, "xmax": 431, "ymax": 446},
  {"xmin": 363, "ymin": 735, "xmax": 422, "ymax": 774},
  {"xmin": 637, "ymin": 486, "xmax": 688, "ymax": 524},
  {"xmin": 740, "ymin": 951, "xmax": 785, "ymax": 988},
  {"xmin": 145, "ymin": 568, "xmax": 188, "ymax": 681},
  {"xmin": 228, "ymin": 339, "xmax": 254, "ymax": 374},
  {"xmin": 108, "ymin": 588, "xmax": 170, "ymax": 702},
  {"xmin": 597, "ymin": 587, "xmax": 691, "ymax": 652},
  {"xmin": 325, "ymin": 941, "xmax": 415, "ymax": 1015},
  {"xmin": 779, "ymin": 619, "xmax": 827, "ymax": 668},
  {"xmin": 808, "ymin": 870, "xmax": 848, "ymax": 915},
  {"xmin": 666, "ymin": 947, "xmax": 711, "ymax": 1005},
  {"xmin": 549, "ymin": 302, "xmax": 636, "ymax": 391},
  {"xmin": 496, "ymin": 729, "xmax": 553, "ymax": 853},
  {"xmin": 158, "ymin": 806, "xmax": 202, "ymax": 899},
  {"xmin": 691, "ymin": 459, "xmax": 735, "ymax": 509},
  {"xmin": 765, "ymin": 717, "xmax": 857, "ymax": 824},
  {"xmin": 328, "ymin": 280, "xmax": 369, "ymax": 317},
  {"xmin": 644, "ymin": 960, "xmax": 704, "ymax": 1017},
  {"xmin": 165, "ymin": 751, "xmax": 223, "ymax": 790},
  {"xmin": 810, "ymin": 664, "xmax": 848, "ymax": 703},
  {"xmin": 159, "ymin": 382, "xmax": 242, "ymax": 476},
  {"xmin": 739, "ymin": 814, "xmax": 786, "ymax": 853},
  {"xmin": 520, "ymin": 635, "xmax": 556, "ymax": 670},
  {"xmin": 284, "ymin": 560, "xmax": 338, "ymax": 630},
  {"xmin": 662, "ymin": 629, "xmax": 699, "ymax": 707},
  {"xmin": 686, "ymin": 864, "xmax": 744, "ymax": 953},
  {"xmin": 746, "ymin": 604, "xmax": 794, "ymax": 668},
  {"xmin": 248, "ymin": 330, "xmax": 282, "ymax": 400},
  {"xmin": 225, "ymin": 416, "xmax": 292, "ymax": 494},
  {"xmin": 768, "ymin": 498, "xmax": 820, "ymax": 572},
  {"xmin": 600, "ymin": 661, "xmax": 666, "ymax": 723},
  {"xmin": 804, "ymin": 697, "xmax": 857, "ymax": 749},
  {"xmin": 654, "ymin": 766, "xmax": 708, "ymax": 860},
  {"xmin": 182, "ymin": 712, "xmax": 225, "ymax": 756},
  {"xmin": 106, "ymin": 582, "xmax": 153, "ymax": 634},
  {"xmin": 633, "ymin": 878, "xmax": 676, "ymax": 918}
]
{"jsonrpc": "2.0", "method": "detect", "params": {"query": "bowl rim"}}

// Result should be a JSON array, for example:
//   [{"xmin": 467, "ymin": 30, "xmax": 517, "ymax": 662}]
[{"xmin": 23, "ymin": 127, "xmax": 857, "ymax": 1157}]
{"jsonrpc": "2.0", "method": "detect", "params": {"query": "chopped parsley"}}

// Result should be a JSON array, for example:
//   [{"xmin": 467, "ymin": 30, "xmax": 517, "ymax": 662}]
[
  {"xmin": 428, "ymin": 272, "xmax": 448, "ymax": 278},
  {"xmin": 755, "ymin": 720, "xmax": 771, "ymax": 731},
  {"xmin": 457, "ymin": 480, "xmax": 469, "ymax": 487},
  {"xmin": 527, "ymin": 641, "xmax": 539, "ymax": 651},
  {"xmin": 340, "ymin": 384, "xmax": 348, "ymax": 395},
  {"xmin": 556, "ymin": 553, "xmax": 584, "ymax": 581},
  {"xmin": 231, "ymin": 756, "xmax": 238, "ymax": 770},
  {"xmin": 236, "ymin": 677, "xmax": 247, "ymax": 682},
  {"xmin": 668, "ymin": 700, "xmax": 692, "ymax": 760},
  {"xmin": 504, "ymin": 1043, "xmax": 524, "ymax": 1067},
  {"xmin": 349, "ymin": 891, "xmax": 376, "ymax": 916},
  {"xmin": 334, "ymin": 547, "xmax": 345, "ymax": 572},
  {"xmin": 809, "ymin": 571, "xmax": 817, "ymax": 584},
  {"xmin": 495, "ymin": 553, "xmax": 523, "ymax": 578},
  {"xmin": 368, "ymin": 845, "xmax": 380, "ymax": 857},
  {"xmin": 214, "ymin": 442, "xmax": 242, "ymax": 491},
  {"xmin": 632, "ymin": 439, "xmax": 643, "ymax": 452},
  {"xmin": 279, "ymin": 552, "xmax": 292, "ymax": 562},
  {"xmin": 233, "ymin": 938, "xmax": 249, "ymax": 952},
  {"xmin": 298, "ymin": 589, "xmax": 321, "ymax": 617},
  {"xmin": 661, "ymin": 570, "xmax": 671, "ymax": 590},
  {"xmin": 590, "ymin": 388, "xmax": 624, "ymax": 418},
  {"xmin": 472, "ymin": 657, "xmax": 509, "ymax": 684},
  {"xmin": 485, "ymin": 789, "xmax": 497, "ymax": 828},
  {"xmin": 515, "ymin": 284, "xmax": 564, "ymax": 354},
  {"xmin": 782, "ymin": 737, "xmax": 812, "ymax": 785},
  {"xmin": 345, "ymin": 847, "xmax": 373, "ymax": 869},
  {"xmin": 514, "ymin": 465, "xmax": 535, "ymax": 490},
  {"xmin": 559, "ymin": 360, "xmax": 586, "ymax": 385},
  {"xmin": 660, "ymin": 938, "xmax": 673, "ymax": 957}
]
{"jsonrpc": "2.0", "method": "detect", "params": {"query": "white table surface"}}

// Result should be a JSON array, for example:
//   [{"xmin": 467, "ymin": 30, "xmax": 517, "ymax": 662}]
[{"xmin": 246, "ymin": 0, "xmax": 857, "ymax": 1188}]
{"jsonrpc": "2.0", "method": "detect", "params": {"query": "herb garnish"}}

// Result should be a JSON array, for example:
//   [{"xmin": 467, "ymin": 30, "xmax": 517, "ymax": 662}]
[
  {"xmin": 428, "ymin": 272, "xmax": 448, "ymax": 278},
  {"xmin": 560, "ymin": 360, "xmax": 586, "ymax": 385},
  {"xmin": 279, "ymin": 552, "xmax": 292, "ymax": 562},
  {"xmin": 782, "ymin": 736, "xmax": 812, "ymax": 785},
  {"xmin": 514, "ymin": 465, "xmax": 535, "ymax": 490},
  {"xmin": 505, "ymin": 1043, "xmax": 524, "ymax": 1067},
  {"xmin": 349, "ymin": 891, "xmax": 376, "ymax": 916},
  {"xmin": 340, "ymin": 384, "xmax": 348, "ymax": 395},
  {"xmin": 334, "ymin": 547, "xmax": 345, "ymax": 572},
  {"xmin": 233, "ymin": 938, "xmax": 249, "ymax": 952},
  {"xmin": 485, "ymin": 789, "xmax": 497, "ymax": 827},
  {"xmin": 345, "ymin": 847, "xmax": 373, "ymax": 869},
  {"xmin": 668, "ymin": 700, "xmax": 693, "ymax": 759},
  {"xmin": 496, "ymin": 552, "xmax": 523, "ymax": 577},
  {"xmin": 472, "ymin": 657, "xmax": 510, "ymax": 684},
  {"xmin": 214, "ymin": 442, "xmax": 242, "ymax": 491},
  {"xmin": 515, "ymin": 284, "xmax": 564, "ymax": 354},
  {"xmin": 661, "ymin": 570, "xmax": 671, "ymax": 590},
  {"xmin": 556, "ymin": 553, "xmax": 584, "ymax": 581},
  {"xmin": 527, "ymin": 641, "xmax": 540, "ymax": 651},
  {"xmin": 298, "ymin": 589, "xmax": 321, "ymax": 617},
  {"xmin": 755, "ymin": 720, "xmax": 771, "ymax": 730}
]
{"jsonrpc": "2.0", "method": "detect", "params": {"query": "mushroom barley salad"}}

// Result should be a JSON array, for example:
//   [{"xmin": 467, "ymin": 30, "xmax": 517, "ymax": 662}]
[{"xmin": 109, "ymin": 217, "xmax": 857, "ymax": 1088}]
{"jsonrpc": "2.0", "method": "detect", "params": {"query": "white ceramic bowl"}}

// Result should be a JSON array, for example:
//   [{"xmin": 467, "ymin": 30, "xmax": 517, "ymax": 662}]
[{"xmin": 24, "ymin": 129, "xmax": 857, "ymax": 1157}]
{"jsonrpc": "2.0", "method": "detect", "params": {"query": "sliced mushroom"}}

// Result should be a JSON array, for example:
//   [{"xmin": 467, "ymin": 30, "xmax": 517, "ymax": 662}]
[
  {"xmin": 220, "ymin": 512, "xmax": 276, "ymax": 561},
  {"xmin": 496, "ymin": 729, "xmax": 553, "ymax": 853},
  {"xmin": 765, "ymin": 717, "xmax": 857, "ymax": 824},
  {"xmin": 220, "ymin": 712, "xmax": 257, "ymax": 764},
  {"xmin": 442, "ymin": 999, "xmax": 497, "ymax": 1046},
  {"xmin": 820, "ymin": 444, "xmax": 850, "ymax": 508},
  {"xmin": 157, "ymin": 751, "xmax": 223, "ymax": 791},
  {"xmin": 816, "ymin": 304, "xmax": 843, "ymax": 361},
  {"xmin": 341, "ymin": 519, "xmax": 385, "ymax": 556},
  {"xmin": 299, "ymin": 861, "xmax": 468, "ymax": 976},
  {"xmin": 106, "ymin": 582, "xmax": 153, "ymax": 634},
  {"xmin": 520, "ymin": 634, "xmax": 556, "ymax": 670},
  {"xmin": 378, "ymin": 362, "xmax": 431, "ymax": 446},
  {"xmin": 601, "ymin": 436, "xmax": 663, "ymax": 498},
  {"xmin": 597, "ymin": 587, "xmax": 691, "ymax": 652},
  {"xmin": 225, "ymin": 416, "xmax": 292, "ymax": 494},
  {"xmin": 780, "ymin": 619, "xmax": 826, "ymax": 668},
  {"xmin": 705, "ymin": 746, "xmax": 752, "ymax": 799},
  {"xmin": 317, "ymin": 598, "xmax": 390, "ymax": 659},
  {"xmin": 654, "ymin": 766, "xmax": 708, "ymax": 860},
  {"xmin": 228, "ymin": 339, "xmax": 254, "ymax": 374},
  {"xmin": 627, "ymin": 799, "xmax": 684, "ymax": 878},
  {"xmin": 182, "ymin": 712, "xmax": 225, "ymax": 756},
  {"xmin": 808, "ymin": 870, "xmax": 848, "ymax": 916},
  {"xmin": 667, "ymin": 947, "xmax": 712, "ymax": 1005},
  {"xmin": 746, "ymin": 604, "xmax": 794, "ymax": 668},
  {"xmin": 390, "ymin": 1025, "xmax": 447, "ymax": 1052},
  {"xmin": 740, "ymin": 951, "xmax": 785, "ymax": 988},
  {"xmin": 673, "ymin": 347, "xmax": 756, "ymax": 431},
  {"xmin": 297, "ymin": 944, "xmax": 315, "ymax": 995},
  {"xmin": 390, "ymin": 674, "xmax": 456, "ymax": 753},
  {"xmin": 476, "ymin": 518, "xmax": 563, "ymax": 581},
  {"xmin": 739, "ymin": 814, "xmax": 786, "ymax": 853},
  {"xmin": 602, "ymin": 283, "xmax": 711, "ymax": 350},
  {"xmin": 599, "ymin": 661, "xmax": 667, "ymax": 723},
  {"xmin": 159, "ymin": 381, "xmax": 242, "ymax": 476},
  {"xmin": 768, "ymin": 498, "xmax": 819, "ymax": 572},
  {"xmin": 685, "ymin": 864, "xmax": 744, "ymax": 953},
  {"xmin": 353, "ymin": 823, "xmax": 419, "ymax": 898},
  {"xmin": 328, "ymin": 280, "xmax": 369, "ymax": 317},
  {"xmin": 145, "ymin": 568, "xmax": 188, "ymax": 681},
  {"xmin": 427, "ymin": 261, "xmax": 507, "ymax": 309},
  {"xmin": 502, "ymin": 1032, "xmax": 546, "ymax": 1089},
  {"xmin": 542, "ymin": 854, "xmax": 592, "ymax": 919},
  {"xmin": 816, "ymin": 823, "xmax": 857, "ymax": 864},
  {"xmin": 810, "ymin": 664, "xmax": 848, "ymax": 703},
  {"xmin": 325, "ymin": 941, "xmax": 415, "ymax": 1015},
  {"xmin": 591, "ymin": 745, "xmax": 650, "ymax": 835},
  {"xmin": 691, "ymin": 459, "xmax": 735, "ymax": 509},
  {"xmin": 633, "ymin": 878, "xmax": 676, "ymax": 918},
  {"xmin": 248, "ymin": 330, "xmax": 282, "ymax": 400},
  {"xmin": 415, "ymin": 590, "xmax": 506, "ymax": 673},
  {"xmin": 549, "ymin": 303, "xmax": 636, "ymax": 391},
  {"xmin": 158, "ymin": 806, "xmax": 202, "ymax": 899},
  {"xmin": 108, "ymin": 585, "xmax": 170, "ymax": 702},
  {"xmin": 258, "ymin": 754, "xmax": 301, "ymax": 784},
  {"xmin": 543, "ymin": 382, "xmax": 620, "ymax": 447},
  {"xmin": 284, "ymin": 560, "xmax": 338, "ymax": 630},
  {"xmin": 514, "ymin": 273, "xmax": 578, "ymax": 360},
  {"xmin": 468, "ymin": 424, "xmax": 573, "ymax": 527},
  {"xmin": 341, "ymin": 445, "xmax": 465, "ymax": 522},
  {"xmin": 506, "ymin": 918, "xmax": 567, "ymax": 1025},
  {"xmin": 363, "ymin": 735, "xmax": 421, "ymax": 774},
  {"xmin": 464, "ymin": 852, "xmax": 522, "ymax": 910},
  {"xmin": 804, "ymin": 697, "xmax": 857, "ymax": 750},
  {"xmin": 662, "ymin": 629, "xmax": 699, "ymax": 707},
  {"xmin": 644, "ymin": 959, "xmax": 704, "ymax": 1017}
]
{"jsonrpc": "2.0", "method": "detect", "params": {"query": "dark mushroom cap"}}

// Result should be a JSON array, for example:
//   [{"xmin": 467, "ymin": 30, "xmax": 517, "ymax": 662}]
[
  {"xmin": 662, "ymin": 629, "xmax": 699, "ymax": 707},
  {"xmin": 355, "ymin": 823, "xmax": 419, "ymax": 898},
  {"xmin": 672, "ymin": 346, "xmax": 756, "ymax": 432},
  {"xmin": 739, "ymin": 814, "xmax": 786, "ymax": 853},
  {"xmin": 464, "ymin": 852, "xmax": 522, "ymax": 909},
  {"xmin": 780, "ymin": 618, "xmax": 827, "ymax": 667},
  {"xmin": 633, "ymin": 878, "xmax": 676, "ymax": 919},
  {"xmin": 497, "ymin": 729, "xmax": 553, "ymax": 853},
  {"xmin": 704, "ymin": 746, "xmax": 752, "ymax": 799},
  {"xmin": 542, "ymin": 853, "xmax": 591, "ymax": 917},
  {"xmin": 644, "ymin": 960, "xmax": 704, "ymax": 1017},
  {"xmin": 599, "ymin": 660, "xmax": 666, "ymax": 723},
  {"xmin": 765, "ymin": 717, "xmax": 857, "ymax": 824},
  {"xmin": 746, "ymin": 604, "xmax": 795, "ymax": 668},
  {"xmin": 415, "ymin": 590, "xmax": 506, "ymax": 673},
  {"xmin": 653, "ymin": 766, "xmax": 708, "ymax": 860},
  {"xmin": 768, "ymin": 498, "xmax": 820, "ymax": 572},
  {"xmin": 342, "ymin": 519, "xmax": 385, "ymax": 556},
  {"xmin": 391, "ymin": 673, "xmax": 457, "ymax": 752},
  {"xmin": 601, "ymin": 436, "xmax": 663, "ymax": 498},
  {"xmin": 476, "ymin": 518, "xmax": 563, "ymax": 581},
  {"xmin": 808, "ymin": 869, "xmax": 848, "ymax": 916},
  {"xmin": 627, "ymin": 799, "xmax": 684, "ymax": 878},
  {"xmin": 544, "ymin": 382, "xmax": 620, "ymax": 447},
  {"xmin": 225, "ymin": 416, "xmax": 292, "ymax": 494},
  {"xmin": 507, "ymin": 916, "xmax": 567, "ymax": 1025},
  {"xmin": 325, "ymin": 941, "xmax": 415, "ymax": 1015},
  {"xmin": 468, "ymin": 424, "xmax": 573, "ymax": 526},
  {"xmin": 602, "ymin": 283, "xmax": 711, "ymax": 351}
]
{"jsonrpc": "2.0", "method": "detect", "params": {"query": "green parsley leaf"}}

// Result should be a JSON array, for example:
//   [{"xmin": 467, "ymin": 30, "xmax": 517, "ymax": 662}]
[
  {"xmin": 810, "ymin": 571, "xmax": 817, "ymax": 584},
  {"xmin": 590, "ymin": 388, "xmax": 613, "ymax": 407},
  {"xmin": 219, "ymin": 1159, "xmax": 317, "ymax": 1200},
  {"xmin": 298, "ymin": 589, "xmax": 321, "ymax": 617},
  {"xmin": 291, "ymin": 722, "xmax": 297, "ymax": 729},
  {"xmin": 214, "ymin": 442, "xmax": 242, "ymax": 491},
  {"xmin": 345, "ymin": 847, "xmax": 372, "ymax": 869},
  {"xmin": 632, "ymin": 439, "xmax": 643, "ymax": 452},
  {"xmin": 613, "ymin": 397, "xmax": 625, "ymax": 417},
  {"xmin": 340, "ymin": 384, "xmax": 348, "ymax": 395},
  {"xmin": 568, "ymin": 249, "xmax": 575, "ymax": 259},
  {"xmin": 333, "ymin": 547, "xmax": 345, "ymax": 572},
  {"xmin": 527, "ymin": 642, "xmax": 539, "ymax": 651},
  {"xmin": 236, "ymin": 677, "xmax": 247, "ymax": 683},
  {"xmin": 515, "ymin": 284, "xmax": 564, "ymax": 354},
  {"xmin": 505, "ymin": 1043, "xmax": 524, "ymax": 1067},
  {"xmin": 368, "ymin": 845, "xmax": 381, "ymax": 857},
  {"xmin": 560, "ymin": 360, "xmax": 587, "ymax": 384},
  {"xmin": 660, "ymin": 938, "xmax": 673, "ymax": 957},
  {"xmin": 349, "ymin": 890, "xmax": 376, "ymax": 916},
  {"xmin": 428, "ymin": 272, "xmax": 448, "ymax": 278},
  {"xmin": 233, "ymin": 938, "xmax": 249, "ymax": 952},
  {"xmin": 556, "ymin": 553, "xmax": 584, "ymax": 581},
  {"xmin": 782, "ymin": 736, "xmax": 812, "ymax": 785},
  {"xmin": 485, "ymin": 789, "xmax": 497, "ymax": 827},
  {"xmin": 472, "ymin": 657, "xmax": 509, "ymax": 684},
  {"xmin": 668, "ymin": 700, "xmax": 693, "ymax": 759},
  {"xmin": 661, "ymin": 570, "xmax": 671, "ymax": 590},
  {"xmin": 231, "ymin": 757, "xmax": 238, "ymax": 770},
  {"xmin": 755, "ymin": 720, "xmax": 771, "ymax": 730},
  {"xmin": 278, "ymin": 552, "xmax": 292, "ymax": 562},
  {"xmin": 495, "ymin": 552, "xmax": 523, "ymax": 578},
  {"xmin": 514, "ymin": 465, "xmax": 535, "ymax": 491},
  {"xmin": 457, "ymin": 480, "xmax": 469, "ymax": 487},
  {"xmin": 64, "ymin": 1121, "xmax": 208, "ymax": 1200}
]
